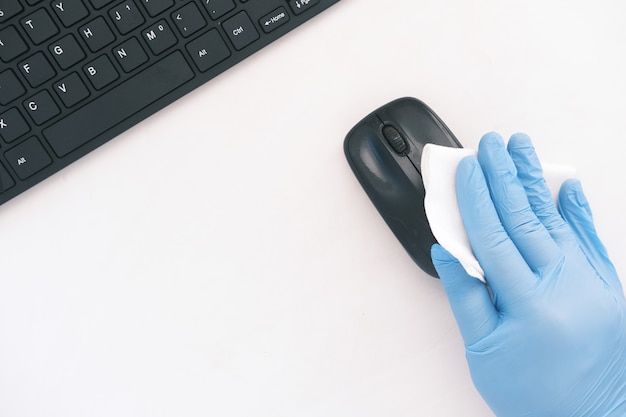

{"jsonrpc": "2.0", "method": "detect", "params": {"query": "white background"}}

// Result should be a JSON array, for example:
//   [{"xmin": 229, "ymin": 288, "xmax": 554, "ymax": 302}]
[{"xmin": 1, "ymin": 0, "xmax": 625, "ymax": 416}]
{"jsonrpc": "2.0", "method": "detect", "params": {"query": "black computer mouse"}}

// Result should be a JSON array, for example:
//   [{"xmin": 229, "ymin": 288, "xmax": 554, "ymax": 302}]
[{"xmin": 344, "ymin": 97, "xmax": 463, "ymax": 277}]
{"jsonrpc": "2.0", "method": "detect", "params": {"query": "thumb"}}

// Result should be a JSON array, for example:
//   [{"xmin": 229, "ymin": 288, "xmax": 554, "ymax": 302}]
[{"xmin": 432, "ymin": 244, "xmax": 498, "ymax": 346}]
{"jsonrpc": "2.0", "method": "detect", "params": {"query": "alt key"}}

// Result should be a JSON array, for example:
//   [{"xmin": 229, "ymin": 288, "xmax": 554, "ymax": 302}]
[{"xmin": 5, "ymin": 137, "xmax": 52, "ymax": 180}]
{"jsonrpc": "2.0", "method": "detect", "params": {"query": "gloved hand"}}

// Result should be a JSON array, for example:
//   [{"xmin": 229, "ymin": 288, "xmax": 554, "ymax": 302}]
[{"xmin": 431, "ymin": 132, "xmax": 626, "ymax": 417}]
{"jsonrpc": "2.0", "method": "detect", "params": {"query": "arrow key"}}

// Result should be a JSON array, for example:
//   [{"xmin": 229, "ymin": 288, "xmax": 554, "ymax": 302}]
[
  {"xmin": 171, "ymin": 3, "xmax": 206, "ymax": 38},
  {"xmin": 288, "ymin": 0, "xmax": 319, "ymax": 15}
]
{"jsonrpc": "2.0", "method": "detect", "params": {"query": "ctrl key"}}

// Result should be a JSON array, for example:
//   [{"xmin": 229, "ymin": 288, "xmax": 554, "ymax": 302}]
[{"xmin": 5, "ymin": 137, "xmax": 52, "ymax": 180}]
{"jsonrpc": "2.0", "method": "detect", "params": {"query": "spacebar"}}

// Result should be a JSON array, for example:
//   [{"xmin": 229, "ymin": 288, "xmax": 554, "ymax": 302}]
[{"xmin": 44, "ymin": 51, "xmax": 194, "ymax": 157}]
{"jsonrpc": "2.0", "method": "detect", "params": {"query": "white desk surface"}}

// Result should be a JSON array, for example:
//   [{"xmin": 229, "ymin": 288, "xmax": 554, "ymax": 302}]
[{"xmin": 2, "ymin": 1, "xmax": 625, "ymax": 415}]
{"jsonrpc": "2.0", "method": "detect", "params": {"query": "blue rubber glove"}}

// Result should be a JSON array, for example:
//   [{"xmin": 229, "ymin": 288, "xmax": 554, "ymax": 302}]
[{"xmin": 431, "ymin": 132, "xmax": 626, "ymax": 417}]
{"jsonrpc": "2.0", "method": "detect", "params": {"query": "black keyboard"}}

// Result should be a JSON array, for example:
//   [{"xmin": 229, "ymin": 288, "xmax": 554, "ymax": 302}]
[{"xmin": 0, "ymin": 0, "xmax": 340, "ymax": 205}]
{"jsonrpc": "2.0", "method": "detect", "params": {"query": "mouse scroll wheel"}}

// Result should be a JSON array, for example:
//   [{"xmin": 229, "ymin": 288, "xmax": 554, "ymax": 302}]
[{"xmin": 382, "ymin": 125, "xmax": 409, "ymax": 155}]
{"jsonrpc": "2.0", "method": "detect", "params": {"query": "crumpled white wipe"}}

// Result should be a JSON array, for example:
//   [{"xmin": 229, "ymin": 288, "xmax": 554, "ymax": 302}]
[{"xmin": 421, "ymin": 143, "xmax": 576, "ymax": 282}]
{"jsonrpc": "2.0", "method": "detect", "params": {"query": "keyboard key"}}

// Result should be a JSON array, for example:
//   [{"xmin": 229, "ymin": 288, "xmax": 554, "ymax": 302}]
[
  {"xmin": 80, "ymin": 17, "xmax": 116, "ymax": 52},
  {"xmin": 0, "ymin": 0, "xmax": 23, "ymax": 23},
  {"xmin": 172, "ymin": 3, "xmax": 206, "ymax": 38},
  {"xmin": 109, "ymin": 1, "xmax": 145, "ymax": 35},
  {"xmin": 113, "ymin": 37, "xmax": 148, "ymax": 72},
  {"xmin": 84, "ymin": 55, "xmax": 119, "ymax": 90},
  {"xmin": 54, "ymin": 73, "xmax": 90, "ymax": 107},
  {"xmin": 19, "ymin": 52, "xmax": 56, "ymax": 88},
  {"xmin": 203, "ymin": 0, "xmax": 236, "ymax": 20},
  {"xmin": 288, "ymin": 0, "xmax": 320, "ymax": 15},
  {"xmin": 0, "ymin": 108, "xmax": 30, "ymax": 143},
  {"xmin": 21, "ymin": 9, "xmax": 60, "ymax": 45},
  {"xmin": 0, "ymin": 162, "xmax": 16, "ymax": 193},
  {"xmin": 186, "ymin": 29, "xmax": 230, "ymax": 72},
  {"xmin": 49, "ymin": 34, "xmax": 86, "ymax": 70},
  {"xmin": 23, "ymin": 91, "xmax": 61, "ymax": 125},
  {"xmin": 222, "ymin": 11, "xmax": 259, "ymax": 51},
  {"xmin": 5, "ymin": 137, "xmax": 52, "ymax": 180},
  {"xmin": 51, "ymin": 0, "xmax": 90, "ymax": 27},
  {"xmin": 0, "ymin": 70, "xmax": 26, "ymax": 106},
  {"xmin": 139, "ymin": 0, "xmax": 174, "ymax": 17},
  {"xmin": 260, "ymin": 7, "xmax": 290, "ymax": 33},
  {"xmin": 143, "ymin": 20, "xmax": 177, "ymax": 55},
  {"xmin": 44, "ymin": 52, "xmax": 194, "ymax": 157},
  {"xmin": 0, "ymin": 26, "xmax": 28, "ymax": 63}
]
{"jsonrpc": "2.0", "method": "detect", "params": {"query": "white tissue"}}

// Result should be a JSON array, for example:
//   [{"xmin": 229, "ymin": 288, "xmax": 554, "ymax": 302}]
[{"xmin": 421, "ymin": 144, "xmax": 576, "ymax": 282}]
